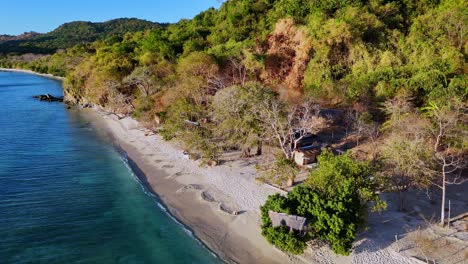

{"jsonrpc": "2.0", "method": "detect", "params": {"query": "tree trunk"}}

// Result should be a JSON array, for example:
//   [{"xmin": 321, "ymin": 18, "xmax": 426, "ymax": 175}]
[
  {"xmin": 440, "ymin": 169, "xmax": 446, "ymax": 226},
  {"xmin": 398, "ymin": 190, "xmax": 407, "ymax": 211},
  {"xmin": 281, "ymin": 146, "xmax": 292, "ymax": 159},
  {"xmin": 241, "ymin": 148, "xmax": 251, "ymax": 158},
  {"xmin": 286, "ymin": 177, "xmax": 294, "ymax": 187},
  {"xmin": 256, "ymin": 140, "xmax": 262, "ymax": 156}
]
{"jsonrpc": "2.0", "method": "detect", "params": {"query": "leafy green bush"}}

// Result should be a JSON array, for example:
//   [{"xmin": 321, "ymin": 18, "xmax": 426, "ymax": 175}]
[
  {"xmin": 261, "ymin": 184, "xmax": 363, "ymax": 255},
  {"xmin": 260, "ymin": 193, "xmax": 308, "ymax": 254},
  {"xmin": 260, "ymin": 151, "xmax": 385, "ymax": 255},
  {"xmin": 307, "ymin": 150, "xmax": 386, "ymax": 211},
  {"xmin": 262, "ymin": 225, "xmax": 307, "ymax": 254}
]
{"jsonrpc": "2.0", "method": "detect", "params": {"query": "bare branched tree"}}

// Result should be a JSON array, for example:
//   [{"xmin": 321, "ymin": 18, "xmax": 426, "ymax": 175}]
[
  {"xmin": 343, "ymin": 109, "xmax": 357, "ymax": 138},
  {"xmin": 424, "ymin": 101, "xmax": 467, "ymax": 225},
  {"xmin": 256, "ymin": 99, "xmax": 321, "ymax": 159},
  {"xmin": 380, "ymin": 98, "xmax": 434, "ymax": 210},
  {"xmin": 381, "ymin": 134, "xmax": 434, "ymax": 210},
  {"xmin": 229, "ymin": 58, "xmax": 247, "ymax": 87},
  {"xmin": 124, "ymin": 66, "xmax": 158, "ymax": 97},
  {"xmin": 433, "ymin": 151, "xmax": 467, "ymax": 225},
  {"xmin": 365, "ymin": 122, "xmax": 381, "ymax": 144}
]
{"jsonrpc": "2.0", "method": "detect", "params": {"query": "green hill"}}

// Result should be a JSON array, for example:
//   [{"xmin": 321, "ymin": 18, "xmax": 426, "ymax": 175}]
[
  {"xmin": 0, "ymin": 18, "xmax": 165, "ymax": 54},
  {"xmin": 0, "ymin": 0, "xmax": 466, "ymax": 257}
]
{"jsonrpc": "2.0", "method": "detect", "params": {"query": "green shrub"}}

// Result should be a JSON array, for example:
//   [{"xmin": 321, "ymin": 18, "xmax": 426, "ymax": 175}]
[
  {"xmin": 260, "ymin": 184, "xmax": 363, "ymax": 255},
  {"xmin": 260, "ymin": 151, "xmax": 385, "ymax": 256}
]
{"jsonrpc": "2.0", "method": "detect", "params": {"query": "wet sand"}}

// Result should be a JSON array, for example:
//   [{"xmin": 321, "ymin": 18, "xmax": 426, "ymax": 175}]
[{"xmin": 85, "ymin": 109, "xmax": 295, "ymax": 264}]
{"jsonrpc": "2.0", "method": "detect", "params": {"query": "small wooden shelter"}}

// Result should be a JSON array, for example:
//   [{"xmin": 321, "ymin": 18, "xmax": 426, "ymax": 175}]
[
  {"xmin": 294, "ymin": 146, "xmax": 321, "ymax": 166},
  {"xmin": 268, "ymin": 211, "xmax": 308, "ymax": 232}
]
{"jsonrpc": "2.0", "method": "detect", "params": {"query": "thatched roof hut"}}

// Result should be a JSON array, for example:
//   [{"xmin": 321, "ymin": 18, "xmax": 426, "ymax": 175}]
[{"xmin": 268, "ymin": 211, "xmax": 308, "ymax": 232}]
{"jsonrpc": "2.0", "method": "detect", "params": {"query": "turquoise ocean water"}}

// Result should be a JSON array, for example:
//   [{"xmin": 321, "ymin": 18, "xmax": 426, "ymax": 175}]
[{"xmin": 0, "ymin": 71, "xmax": 220, "ymax": 264}]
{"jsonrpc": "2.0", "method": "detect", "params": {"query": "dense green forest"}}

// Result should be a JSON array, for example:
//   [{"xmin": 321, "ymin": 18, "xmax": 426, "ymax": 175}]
[
  {"xmin": 1, "ymin": 0, "xmax": 466, "ymax": 256},
  {"xmin": 0, "ymin": 18, "xmax": 164, "ymax": 54}
]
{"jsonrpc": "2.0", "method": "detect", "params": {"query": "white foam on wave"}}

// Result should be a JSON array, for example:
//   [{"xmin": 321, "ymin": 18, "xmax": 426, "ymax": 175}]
[{"xmin": 117, "ymin": 153, "xmax": 220, "ymax": 260}]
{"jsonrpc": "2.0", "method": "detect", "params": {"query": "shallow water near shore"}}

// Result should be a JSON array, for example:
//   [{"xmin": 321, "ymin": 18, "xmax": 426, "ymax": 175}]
[{"xmin": 0, "ymin": 71, "xmax": 220, "ymax": 263}]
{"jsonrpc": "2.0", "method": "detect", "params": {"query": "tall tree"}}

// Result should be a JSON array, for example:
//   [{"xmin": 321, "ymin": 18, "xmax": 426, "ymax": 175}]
[
  {"xmin": 211, "ymin": 83, "xmax": 274, "ymax": 156},
  {"xmin": 255, "ymin": 98, "xmax": 323, "ymax": 159},
  {"xmin": 380, "ymin": 98, "xmax": 434, "ymax": 210},
  {"xmin": 124, "ymin": 66, "xmax": 158, "ymax": 97},
  {"xmin": 423, "ymin": 101, "xmax": 467, "ymax": 225},
  {"xmin": 175, "ymin": 52, "xmax": 221, "ymax": 106}
]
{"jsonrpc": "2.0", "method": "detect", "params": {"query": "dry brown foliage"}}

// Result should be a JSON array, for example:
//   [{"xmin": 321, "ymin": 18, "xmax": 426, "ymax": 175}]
[{"xmin": 260, "ymin": 19, "xmax": 312, "ymax": 101}]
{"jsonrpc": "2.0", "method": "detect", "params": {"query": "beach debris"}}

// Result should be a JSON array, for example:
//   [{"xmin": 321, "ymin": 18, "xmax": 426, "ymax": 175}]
[
  {"xmin": 201, "ymin": 191, "xmax": 216, "ymax": 202},
  {"xmin": 219, "ymin": 203, "xmax": 239, "ymax": 215},
  {"xmin": 206, "ymin": 160, "xmax": 218, "ymax": 167},
  {"xmin": 33, "ymin": 94, "xmax": 63, "ymax": 102},
  {"xmin": 177, "ymin": 184, "xmax": 203, "ymax": 193},
  {"xmin": 173, "ymin": 171, "xmax": 184, "ymax": 177},
  {"xmin": 80, "ymin": 103, "xmax": 93, "ymax": 108},
  {"xmin": 166, "ymin": 171, "xmax": 185, "ymax": 179}
]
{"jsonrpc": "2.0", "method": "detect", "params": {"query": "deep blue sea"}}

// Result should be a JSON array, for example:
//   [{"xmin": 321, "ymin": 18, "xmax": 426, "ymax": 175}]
[{"xmin": 0, "ymin": 71, "xmax": 220, "ymax": 264}]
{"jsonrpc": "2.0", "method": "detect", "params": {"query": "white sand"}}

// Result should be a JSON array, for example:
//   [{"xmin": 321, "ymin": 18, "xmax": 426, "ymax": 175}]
[
  {"xmin": 0, "ymin": 68, "xmax": 65, "ymax": 81},
  {"xmin": 4, "ymin": 68, "xmax": 453, "ymax": 264},
  {"xmin": 89, "ymin": 109, "xmax": 421, "ymax": 264},
  {"xmin": 92, "ymin": 111, "xmax": 295, "ymax": 263}
]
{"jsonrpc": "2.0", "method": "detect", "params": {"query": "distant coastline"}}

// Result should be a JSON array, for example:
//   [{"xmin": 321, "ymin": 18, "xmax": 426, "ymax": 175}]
[{"xmin": 0, "ymin": 68, "xmax": 64, "ymax": 81}]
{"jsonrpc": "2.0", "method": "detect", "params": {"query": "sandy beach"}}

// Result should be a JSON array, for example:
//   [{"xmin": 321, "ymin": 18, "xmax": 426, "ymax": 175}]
[
  {"xmin": 82, "ymin": 107, "xmax": 429, "ymax": 264},
  {"xmin": 84, "ymin": 109, "xmax": 298, "ymax": 264},
  {"xmin": 0, "ymin": 69, "xmax": 428, "ymax": 263},
  {"xmin": 0, "ymin": 66, "xmax": 428, "ymax": 262},
  {"xmin": 0, "ymin": 68, "xmax": 65, "ymax": 81}
]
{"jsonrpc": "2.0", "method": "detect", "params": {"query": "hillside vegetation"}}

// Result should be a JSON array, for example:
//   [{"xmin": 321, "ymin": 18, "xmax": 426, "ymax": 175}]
[
  {"xmin": 1, "ymin": 0, "xmax": 466, "ymax": 257},
  {"xmin": 0, "ymin": 18, "xmax": 164, "ymax": 54}
]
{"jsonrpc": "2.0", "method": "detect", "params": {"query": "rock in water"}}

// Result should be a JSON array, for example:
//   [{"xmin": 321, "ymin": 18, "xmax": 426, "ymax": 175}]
[{"xmin": 33, "ymin": 94, "xmax": 64, "ymax": 102}]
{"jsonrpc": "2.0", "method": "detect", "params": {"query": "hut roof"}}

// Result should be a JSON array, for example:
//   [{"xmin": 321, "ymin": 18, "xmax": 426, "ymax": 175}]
[
  {"xmin": 295, "ymin": 147, "xmax": 321, "ymax": 156},
  {"xmin": 296, "ymin": 143, "xmax": 328, "ymax": 154},
  {"xmin": 268, "ymin": 211, "xmax": 308, "ymax": 231}
]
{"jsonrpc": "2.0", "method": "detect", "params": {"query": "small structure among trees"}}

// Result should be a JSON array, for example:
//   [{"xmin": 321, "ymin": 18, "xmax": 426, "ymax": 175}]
[
  {"xmin": 268, "ymin": 211, "xmax": 308, "ymax": 233},
  {"xmin": 261, "ymin": 151, "xmax": 385, "ymax": 256},
  {"xmin": 292, "ymin": 136, "xmax": 329, "ymax": 166},
  {"xmin": 294, "ymin": 146, "xmax": 321, "ymax": 166}
]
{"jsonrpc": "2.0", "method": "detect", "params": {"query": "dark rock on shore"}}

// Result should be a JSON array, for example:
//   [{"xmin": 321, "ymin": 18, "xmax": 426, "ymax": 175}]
[{"xmin": 33, "ymin": 94, "xmax": 63, "ymax": 102}]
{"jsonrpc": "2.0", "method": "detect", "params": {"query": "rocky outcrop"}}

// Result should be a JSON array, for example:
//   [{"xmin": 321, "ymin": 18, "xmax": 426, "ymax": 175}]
[{"xmin": 33, "ymin": 94, "xmax": 63, "ymax": 102}]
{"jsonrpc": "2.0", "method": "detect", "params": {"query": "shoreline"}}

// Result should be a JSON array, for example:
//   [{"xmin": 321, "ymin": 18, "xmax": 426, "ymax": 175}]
[
  {"xmin": 2, "ymin": 68, "xmax": 293, "ymax": 263},
  {"xmin": 0, "ymin": 68, "xmax": 65, "ymax": 81},
  {"xmin": 117, "ymin": 147, "xmax": 223, "ymax": 261},
  {"xmin": 84, "ymin": 109, "xmax": 297, "ymax": 264},
  {"xmin": 85, "ymin": 110, "xmax": 424, "ymax": 264},
  {"xmin": 5, "ymin": 70, "xmax": 425, "ymax": 264}
]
